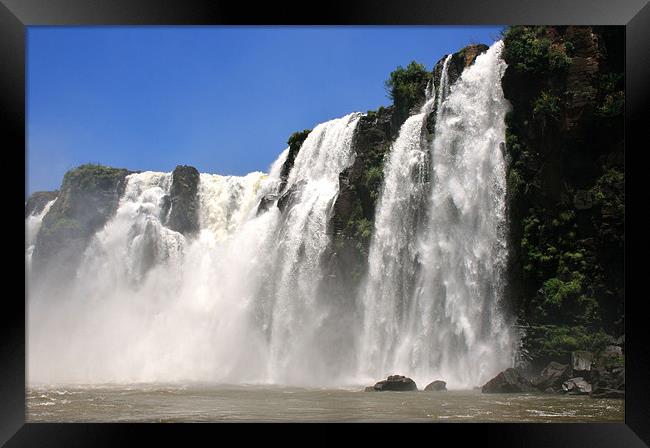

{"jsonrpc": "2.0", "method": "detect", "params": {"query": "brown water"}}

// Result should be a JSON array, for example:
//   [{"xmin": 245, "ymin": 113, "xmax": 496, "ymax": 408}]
[{"xmin": 26, "ymin": 385, "xmax": 624, "ymax": 423}]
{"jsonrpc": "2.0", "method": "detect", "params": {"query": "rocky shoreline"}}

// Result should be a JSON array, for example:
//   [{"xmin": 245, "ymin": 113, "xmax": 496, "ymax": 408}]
[{"xmin": 364, "ymin": 338, "xmax": 624, "ymax": 399}]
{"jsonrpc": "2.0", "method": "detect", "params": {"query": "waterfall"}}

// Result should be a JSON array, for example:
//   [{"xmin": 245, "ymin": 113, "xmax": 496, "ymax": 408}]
[
  {"xmin": 27, "ymin": 113, "xmax": 362, "ymax": 386},
  {"xmin": 27, "ymin": 43, "xmax": 515, "ymax": 389},
  {"xmin": 357, "ymin": 42, "xmax": 514, "ymax": 388},
  {"xmin": 356, "ymin": 55, "xmax": 448, "ymax": 384},
  {"xmin": 263, "ymin": 112, "xmax": 362, "ymax": 384},
  {"xmin": 25, "ymin": 197, "xmax": 57, "ymax": 270}
]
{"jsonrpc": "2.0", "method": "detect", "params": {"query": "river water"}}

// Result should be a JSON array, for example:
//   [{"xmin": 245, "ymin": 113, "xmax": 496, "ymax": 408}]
[{"xmin": 27, "ymin": 385, "xmax": 623, "ymax": 423}]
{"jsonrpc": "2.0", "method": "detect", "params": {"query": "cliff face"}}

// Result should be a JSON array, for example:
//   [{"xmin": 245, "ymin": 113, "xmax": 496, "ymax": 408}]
[
  {"xmin": 25, "ymin": 190, "xmax": 58, "ymax": 218},
  {"xmin": 160, "ymin": 165, "xmax": 201, "ymax": 236},
  {"xmin": 31, "ymin": 164, "xmax": 133, "ymax": 280},
  {"xmin": 501, "ymin": 26, "xmax": 624, "ymax": 367}
]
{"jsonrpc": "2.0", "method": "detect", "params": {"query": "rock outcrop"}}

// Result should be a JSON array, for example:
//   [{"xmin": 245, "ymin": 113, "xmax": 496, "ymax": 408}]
[
  {"xmin": 365, "ymin": 375, "xmax": 418, "ymax": 392},
  {"xmin": 562, "ymin": 377, "xmax": 592, "ymax": 395},
  {"xmin": 31, "ymin": 164, "xmax": 133, "ymax": 280},
  {"xmin": 590, "ymin": 345, "xmax": 624, "ymax": 399},
  {"xmin": 424, "ymin": 380, "xmax": 447, "ymax": 392},
  {"xmin": 502, "ymin": 26, "xmax": 624, "ymax": 368},
  {"xmin": 533, "ymin": 361, "xmax": 573, "ymax": 393},
  {"xmin": 25, "ymin": 191, "xmax": 58, "ymax": 218},
  {"xmin": 482, "ymin": 368, "xmax": 536, "ymax": 393},
  {"xmin": 161, "ymin": 165, "xmax": 200, "ymax": 236},
  {"xmin": 571, "ymin": 350, "xmax": 594, "ymax": 380}
]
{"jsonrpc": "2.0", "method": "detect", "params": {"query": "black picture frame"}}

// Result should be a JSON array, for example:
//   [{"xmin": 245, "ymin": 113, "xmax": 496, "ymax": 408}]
[{"xmin": 3, "ymin": 0, "xmax": 647, "ymax": 446}]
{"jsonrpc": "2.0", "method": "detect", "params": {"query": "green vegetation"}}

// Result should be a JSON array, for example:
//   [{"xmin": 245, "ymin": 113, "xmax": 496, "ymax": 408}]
[
  {"xmin": 532, "ymin": 91, "xmax": 561, "ymax": 121},
  {"xmin": 502, "ymin": 26, "xmax": 624, "ymax": 365},
  {"xmin": 63, "ymin": 163, "xmax": 130, "ymax": 192},
  {"xmin": 522, "ymin": 324, "xmax": 612, "ymax": 363},
  {"xmin": 385, "ymin": 61, "xmax": 432, "ymax": 126}
]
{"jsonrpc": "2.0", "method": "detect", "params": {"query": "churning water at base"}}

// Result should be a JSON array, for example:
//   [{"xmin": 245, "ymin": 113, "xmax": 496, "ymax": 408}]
[{"xmin": 358, "ymin": 42, "xmax": 514, "ymax": 389}]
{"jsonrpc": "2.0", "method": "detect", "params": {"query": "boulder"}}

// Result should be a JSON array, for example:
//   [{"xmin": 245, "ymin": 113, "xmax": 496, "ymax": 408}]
[
  {"xmin": 562, "ymin": 377, "xmax": 592, "ymax": 395},
  {"xmin": 590, "ymin": 346, "xmax": 624, "ymax": 399},
  {"xmin": 366, "ymin": 375, "xmax": 418, "ymax": 392},
  {"xmin": 424, "ymin": 380, "xmax": 447, "ymax": 392},
  {"xmin": 482, "ymin": 368, "xmax": 536, "ymax": 393},
  {"xmin": 571, "ymin": 351, "xmax": 594, "ymax": 380},
  {"xmin": 533, "ymin": 361, "xmax": 573, "ymax": 392}
]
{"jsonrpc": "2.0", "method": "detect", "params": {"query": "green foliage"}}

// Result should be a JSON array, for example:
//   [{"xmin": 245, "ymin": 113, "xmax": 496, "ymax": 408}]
[
  {"xmin": 532, "ymin": 91, "xmax": 561, "ymax": 120},
  {"xmin": 385, "ymin": 61, "xmax": 432, "ymax": 122},
  {"xmin": 595, "ymin": 91, "xmax": 624, "ymax": 118},
  {"xmin": 503, "ymin": 26, "xmax": 552, "ymax": 73},
  {"xmin": 365, "ymin": 166, "xmax": 384, "ymax": 201},
  {"xmin": 591, "ymin": 168, "xmax": 625, "ymax": 246},
  {"xmin": 63, "ymin": 164, "xmax": 128, "ymax": 192},
  {"xmin": 522, "ymin": 324, "xmax": 612, "ymax": 362},
  {"xmin": 287, "ymin": 129, "xmax": 311, "ymax": 149},
  {"xmin": 548, "ymin": 43, "xmax": 572, "ymax": 72},
  {"xmin": 503, "ymin": 26, "xmax": 573, "ymax": 84}
]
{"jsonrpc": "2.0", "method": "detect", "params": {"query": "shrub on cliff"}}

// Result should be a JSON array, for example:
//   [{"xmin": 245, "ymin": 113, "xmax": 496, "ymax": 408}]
[{"xmin": 385, "ymin": 61, "xmax": 432, "ymax": 126}]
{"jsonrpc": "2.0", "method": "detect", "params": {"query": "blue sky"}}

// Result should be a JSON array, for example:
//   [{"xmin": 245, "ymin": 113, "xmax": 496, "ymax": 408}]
[{"xmin": 27, "ymin": 26, "xmax": 503, "ymax": 195}]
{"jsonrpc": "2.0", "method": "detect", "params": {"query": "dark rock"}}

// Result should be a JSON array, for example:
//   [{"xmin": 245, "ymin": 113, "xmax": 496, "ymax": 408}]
[
  {"xmin": 257, "ymin": 194, "xmax": 278, "ymax": 215},
  {"xmin": 278, "ymin": 129, "xmax": 311, "ymax": 194},
  {"xmin": 562, "ymin": 377, "xmax": 592, "ymax": 395},
  {"xmin": 571, "ymin": 351, "xmax": 594, "ymax": 380},
  {"xmin": 25, "ymin": 191, "xmax": 58, "ymax": 218},
  {"xmin": 590, "ymin": 346, "xmax": 624, "ymax": 399},
  {"xmin": 482, "ymin": 368, "xmax": 536, "ymax": 393},
  {"xmin": 533, "ymin": 361, "xmax": 573, "ymax": 392},
  {"xmin": 164, "ymin": 165, "xmax": 200, "ymax": 236},
  {"xmin": 277, "ymin": 181, "xmax": 306, "ymax": 214},
  {"xmin": 32, "ymin": 164, "xmax": 133, "ymax": 280},
  {"xmin": 573, "ymin": 190, "xmax": 594, "ymax": 210},
  {"xmin": 366, "ymin": 375, "xmax": 418, "ymax": 392},
  {"xmin": 424, "ymin": 380, "xmax": 447, "ymax": 392},
  {"xmin": 326, "ymin": 106, "xmax": 396, "ymax": 287}
]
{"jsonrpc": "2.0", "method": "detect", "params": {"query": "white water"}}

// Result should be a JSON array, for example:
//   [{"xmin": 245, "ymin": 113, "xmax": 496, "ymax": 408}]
[
  {"xmin": 27, "ymin": 113, "xmax": 362, "ymax": 386},
  {"xmin": 25, "ymin": 198, "xmax": 57, "ymax": 270},
  {"xmin": 28, "ymin": 43, "xmax": 516, "ymax": 389},
  {"xmin": 358, "ymin": 42, "xmax": 514, "ymax": 389}
]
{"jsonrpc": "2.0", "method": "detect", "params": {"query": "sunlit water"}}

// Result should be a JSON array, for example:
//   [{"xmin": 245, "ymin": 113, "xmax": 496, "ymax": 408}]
[{"xmin": 27, "ymin": 385, "xmax": 623, "ymax": 423}]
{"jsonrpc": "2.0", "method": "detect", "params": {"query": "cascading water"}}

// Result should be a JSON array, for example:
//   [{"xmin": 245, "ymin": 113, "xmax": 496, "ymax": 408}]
[
  {"xmin": 25, "ymin": 197, "xmax": 57, "ymax": 270},
  {"xmin": 261, "ymin": 112, "xmax": 362, "ymax": 384},
  {"xmin": 356, "ymin": 56, "xmax": 448, "ymax": 383},
  {"xmin": 27, "ymin": 113, "xmax": 363, "ymax": 386},
  {"xmin": 357, "ymin": 42, "xmax": 514, "ymax": 388},
  {"xmin": 27, "ymin": 42, "xmax": 516, "ymax": 389}
]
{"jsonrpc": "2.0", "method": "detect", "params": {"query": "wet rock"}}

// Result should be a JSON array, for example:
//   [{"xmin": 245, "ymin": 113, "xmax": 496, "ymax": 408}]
[
  {"xmin": 164, "ymin": 165, "xmax": 200, "ymax": 236},
  {"xmin": 562, "ymin": 377, "xmax": 592, "ymax": 395},
  {"xmin": 277, "ymin": 181, "xmax": 306, "ymax": 214},
  {"xmin": 533, "ymin": 362, "xmax": 573, "ymax": 393},
  {"xmin": 366, "ymin": 375, "xmax": 418, "ymax": 392},
  {"xmin": 482, "ymin": 368, "xmax": 536, "ymax": 393},
  {"xmin": 25, "ymin": 191, "xmax": 58, "ymax": 218},
  {"xmin": 32, "ymin": 164, "xmax": 133, "ymax": 279},
  {"xmin": 590, "ymin": 345, "xmax": 624, "ymax": 399},
  {"xmin": 424, "ymin": 380, "xmax": 447, "ymax": 392},
  {"xmin": 257, "ymin": 194, "xmax": 278, "ymax": 215},
  {"xmin": 571, "ymin": 351, "xmax": 594, "ymax": 380}
]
